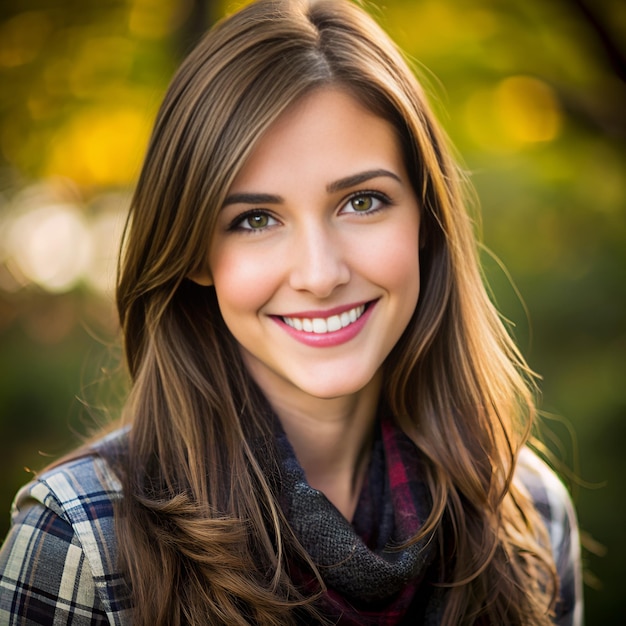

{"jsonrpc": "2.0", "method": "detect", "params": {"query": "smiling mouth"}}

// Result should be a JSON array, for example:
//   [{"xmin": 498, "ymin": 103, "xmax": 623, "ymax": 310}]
[{"xmin": 281, "ymin": 303, "xmax": 367, "ymax": 334}]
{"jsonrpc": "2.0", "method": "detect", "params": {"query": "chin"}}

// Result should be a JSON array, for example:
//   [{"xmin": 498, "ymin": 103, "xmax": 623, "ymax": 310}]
[{"xmin": 296, "ymin": 373, "xmax": 380, "ymax": 401}]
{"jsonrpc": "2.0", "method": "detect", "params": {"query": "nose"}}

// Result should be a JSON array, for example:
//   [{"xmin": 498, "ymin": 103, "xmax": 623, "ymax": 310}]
[{"xmin": 288, "ymin": 224, "xmax": 350, "ymax": 298}]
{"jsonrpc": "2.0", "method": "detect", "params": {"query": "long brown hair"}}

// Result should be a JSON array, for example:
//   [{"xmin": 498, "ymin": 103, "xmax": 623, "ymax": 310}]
[{"xmin": 114, "ymin": 0, "xmax": 557, "ymax": 623}]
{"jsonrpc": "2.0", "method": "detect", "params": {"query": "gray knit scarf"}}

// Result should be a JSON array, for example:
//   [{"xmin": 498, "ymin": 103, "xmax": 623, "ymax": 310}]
[{"xmin": 276, "ymin": 415, "xmax": 441, "ymax": 624}]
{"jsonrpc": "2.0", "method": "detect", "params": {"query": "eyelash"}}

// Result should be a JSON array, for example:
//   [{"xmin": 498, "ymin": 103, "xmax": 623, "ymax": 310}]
[
  {"xmin": 227, "ymin": 190, "xmax": 393, "ymax": 233},
  {"xmin": 227, "ymin": 210, "xmax": 279, "ymax": 233},
  {"xmin": 343, "ymin": 190, "xmax": 392, "ymax": 215}
]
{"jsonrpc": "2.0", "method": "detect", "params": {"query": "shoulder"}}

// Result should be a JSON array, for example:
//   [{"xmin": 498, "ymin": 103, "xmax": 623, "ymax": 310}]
[
  {"xmin": 0, "ymin": 429, "xmax": 131, "ymax": 625},
  {"xmin": 17, "ymin": 428, "xmax": 127, "ymax": 560},
  {"xmin": 515, "ymin": 447, "xmax": 575, "ymax": 548},
  {"xmin": 23, "ymin": 433, "xmax": 125, "ymax": 521},
  {"xmin": 514, "ymin": 447, "xmax": 584, "ymax": 626}
]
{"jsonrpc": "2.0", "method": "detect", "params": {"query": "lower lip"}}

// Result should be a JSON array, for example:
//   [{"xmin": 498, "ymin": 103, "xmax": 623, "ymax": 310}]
[{"xmin": 272, "ymin": 302, "xmax": 377, "ymax": 348}]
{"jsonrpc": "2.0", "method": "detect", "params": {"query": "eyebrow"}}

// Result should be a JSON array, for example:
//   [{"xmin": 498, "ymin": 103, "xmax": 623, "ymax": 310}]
[
  {"xmin": 326, "ymin": 169, "xmax": 402, "ymax": 193},
  {"xmin": 222, "ymin": 192, "xmax": 283, "ymax": 207},
  {"xmin": 222, "ymin": 169, "xmax": 402, "ymax": 207}
]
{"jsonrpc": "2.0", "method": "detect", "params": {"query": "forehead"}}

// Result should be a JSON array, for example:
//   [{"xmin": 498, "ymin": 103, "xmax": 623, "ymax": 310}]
[{"xmin": 228, "ymin": 87, "xmax": 406, "ymax": 192}]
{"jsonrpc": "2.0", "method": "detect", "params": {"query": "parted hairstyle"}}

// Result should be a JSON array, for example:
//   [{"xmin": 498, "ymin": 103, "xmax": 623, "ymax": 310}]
[{"xmin": 113, "ymin": 0, "xmax": 558, "ymax": 623}]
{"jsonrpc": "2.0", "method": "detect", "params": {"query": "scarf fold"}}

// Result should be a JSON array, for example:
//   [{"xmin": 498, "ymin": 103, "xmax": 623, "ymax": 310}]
[{"xmin": 276, "ymin": 414, "xmax": 438, "ymax": 624}]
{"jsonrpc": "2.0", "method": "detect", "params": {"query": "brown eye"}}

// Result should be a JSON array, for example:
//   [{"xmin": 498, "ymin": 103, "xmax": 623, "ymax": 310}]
[
  {"xmin": 229, "ymin": 210, "xmax": 278, "ymax": 232},
  {"xmin": 246, "ymin": 213, "xmax": 270, "ymax": 229},
  {"xmin": 351, "ymin": 195, "xmax": 373, "ymax": 211}
]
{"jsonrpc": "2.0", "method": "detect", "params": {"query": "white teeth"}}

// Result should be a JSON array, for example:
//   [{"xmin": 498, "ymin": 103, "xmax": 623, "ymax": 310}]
[
  {"xmin": 282, "ymin": 304, "xmax": 366, "ymax": 334},
  {"xmin": 312, "ymin": 318, "xmax": 327, "ymax": 333},
  {"xmin": 327, "ymin": 315, "xmax": 342, "ymax": 332}
]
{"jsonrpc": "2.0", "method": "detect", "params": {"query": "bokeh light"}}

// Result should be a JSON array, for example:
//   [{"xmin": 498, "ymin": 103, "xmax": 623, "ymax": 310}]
[
  {"xmin": 464, "ymin": 75, "xmax": 562, "ymax": 151},
  {"xmin": 0, "ymin": 181, "xmax": 126, "ymax": 296},
  {"xmin": 8, "ymin": 203, "xmax": 91, "ymax": 292},
  {"xmin": 44, "ymin": 107, "xmax": 151, "ymax": 186}
]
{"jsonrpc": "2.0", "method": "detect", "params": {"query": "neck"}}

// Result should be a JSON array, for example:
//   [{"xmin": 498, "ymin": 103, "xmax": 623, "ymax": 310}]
[{"xmin": 268, "ymin": 373, "xmax": 382, "ymax": 521}]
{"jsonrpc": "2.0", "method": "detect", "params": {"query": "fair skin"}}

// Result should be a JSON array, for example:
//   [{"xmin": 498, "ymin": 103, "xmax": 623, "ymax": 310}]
[{"xmin": 192, "ymin": 87, "xmax": 421, "ymax": 519}]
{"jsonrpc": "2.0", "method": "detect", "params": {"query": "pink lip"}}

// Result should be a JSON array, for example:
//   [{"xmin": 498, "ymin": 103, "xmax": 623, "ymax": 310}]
[
  {"xmin": 277, "ymin": 301, "xmax": 370, "ymax": 319},
  {"xmin": 271, "ymin": 300, "xmax": 377, "ymax": 348}
]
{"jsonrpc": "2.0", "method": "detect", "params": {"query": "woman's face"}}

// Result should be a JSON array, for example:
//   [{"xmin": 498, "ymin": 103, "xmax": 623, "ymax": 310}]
[{"xmin": 202, "ymin": 87, "xmax": 421, "ymax": 407}]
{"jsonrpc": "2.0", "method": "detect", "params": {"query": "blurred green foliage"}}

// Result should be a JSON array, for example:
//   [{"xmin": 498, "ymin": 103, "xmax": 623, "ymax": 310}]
[{"xmin": 0, "ymin": 0, "xmax": 623, "ymax": 622}]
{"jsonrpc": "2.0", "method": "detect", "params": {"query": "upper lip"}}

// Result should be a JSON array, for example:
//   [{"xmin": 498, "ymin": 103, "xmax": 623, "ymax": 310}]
[{"xmin": 274, "ymin": 300, "xmax": 373, "ymax": 319}]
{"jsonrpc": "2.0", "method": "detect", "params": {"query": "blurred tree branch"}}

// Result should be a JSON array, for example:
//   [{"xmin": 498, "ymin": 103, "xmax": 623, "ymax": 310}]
[
  {"xmin": 175, "ymin": 0, "xmax": 219, "ymax": 60},
  {"xmin": 570, "ymin": 0, "xmax": 626, "ymax": 81},
  {"xmin": 556, "ymin": 0, "xmax": 626, "ymax": 139}
]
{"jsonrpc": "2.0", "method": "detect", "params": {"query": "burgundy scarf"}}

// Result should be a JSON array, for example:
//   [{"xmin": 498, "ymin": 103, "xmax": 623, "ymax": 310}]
[{"xmin": 277, "ymin": 414, "xmax": 440, "ymax": 624}]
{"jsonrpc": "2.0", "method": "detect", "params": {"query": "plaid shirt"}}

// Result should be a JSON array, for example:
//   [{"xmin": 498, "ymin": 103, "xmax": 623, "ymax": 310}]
[{"xmin": 0, "ymin": 432, "xmax": 583, "ymax": 625}]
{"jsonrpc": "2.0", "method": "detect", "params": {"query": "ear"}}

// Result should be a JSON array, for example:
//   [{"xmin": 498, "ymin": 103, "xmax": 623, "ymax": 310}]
[{"xmin": 187, "ymin": 267, "xmax": 213, "ymax": 287}]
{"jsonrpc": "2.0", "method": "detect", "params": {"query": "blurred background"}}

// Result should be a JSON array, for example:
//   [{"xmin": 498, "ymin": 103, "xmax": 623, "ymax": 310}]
[{"xmin": 0, "ymin": 0, "xmax": 623, "ymax": 621}]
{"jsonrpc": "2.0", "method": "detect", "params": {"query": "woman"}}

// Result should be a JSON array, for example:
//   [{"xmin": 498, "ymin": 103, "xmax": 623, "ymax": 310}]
[{"xmin": 0, "ymin": 0, "xmax": 582, "ymax": 624}]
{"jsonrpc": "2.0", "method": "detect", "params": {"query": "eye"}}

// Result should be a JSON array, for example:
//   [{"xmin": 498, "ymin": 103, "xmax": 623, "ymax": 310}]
[
  {"xmin": 344, "ymin": 193, "xmax": 380, "ymax": 213},
  {"xmin": 230, "ymin": 210, "xmax": 278, "ymax": 232},
  {"xmin": 351, "ymin": 195, "xmax": 374, "ymax": 211},
  {"xmin": 341, "ymin": 192, "xmax": 390, "ymax": 215}
]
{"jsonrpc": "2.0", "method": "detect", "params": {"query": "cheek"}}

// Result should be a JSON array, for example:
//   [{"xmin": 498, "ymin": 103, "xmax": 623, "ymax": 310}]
[
  {"xmin": 210, "ymin": 247, "xmax": 278, "ymax": 317},
  {"xmin": 358, "ymin": 222, "xmax": 421, "ymax": 294}
]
